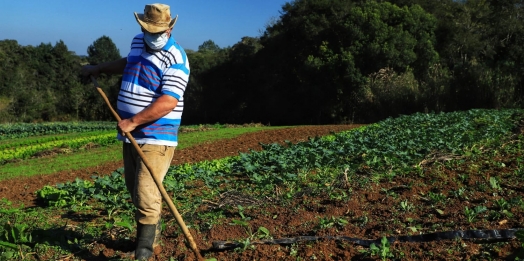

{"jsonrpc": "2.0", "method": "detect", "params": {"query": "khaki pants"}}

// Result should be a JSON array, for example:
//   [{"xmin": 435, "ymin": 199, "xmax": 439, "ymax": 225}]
[{"xmin": 123, "ymin": 143, "xmax": 175, "ymax": 225}]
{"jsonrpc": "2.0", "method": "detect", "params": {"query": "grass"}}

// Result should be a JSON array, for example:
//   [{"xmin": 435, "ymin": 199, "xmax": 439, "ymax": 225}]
[{"xmin": 0, "ymin": 126, "xmax": 285, "ymax": 181}]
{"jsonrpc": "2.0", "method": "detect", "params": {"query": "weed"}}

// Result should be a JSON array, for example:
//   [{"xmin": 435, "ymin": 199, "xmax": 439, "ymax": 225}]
[
  {"xmin": 400, "ymin": 199, "xmax": 414, "ymax": 212},
  {"xmin": 381, "ymin": 188, "xmax": 398, "ymax": 200},
  {"xmin": 329, "ymin": 190, "xmax": 350, "ymax": 202},
  {"xmin": 427, "ymin": 191, "xmax": 447, "ymax": 204},
  {"xmin": 405, "ymin": 218, "xmax": 423, "ymax": 233},
  {"xmin": 464, "ymin": 206, "xmax": 487, "ymax": 223},
  {"xmin": 112, "ymin": 214, "xmax": 134, "ymax": 232},
  {"xmin": 489, "ymin": 177, "xmax": 501, "ymax": 191},
  {"xmin": 289, "ymin": 243, "xmax": 299, "ymax": 256},
  {"xmin": 198, "ymin": 210, "xmax": 226, "ymax": 231},
  {"xmin": 457, "ymin": 174, "xmax": 469, "ymax": 184},
  {"xmin": 452, "ymin": 187, "xmax": 468, "ymax": 200},
  {"xmin": 371, "ymin": 173, "xmax": 382, "ymax": 184},
  {"xmin": 495, "ymin": 198, "xmax": 509, "ymax": 210},
  {"xmin": 317, "ymin": 216, "xmax": 348, "ymax": 230},
  {"xmin": 384, "ymin": 170, "xmax": 397, "ymax": 182}
]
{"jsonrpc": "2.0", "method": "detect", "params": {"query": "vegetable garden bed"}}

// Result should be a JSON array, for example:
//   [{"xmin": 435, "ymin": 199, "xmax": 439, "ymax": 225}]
[{"xmin": 1, "ymin": 109, "xmax": 524, "ymax": 260}]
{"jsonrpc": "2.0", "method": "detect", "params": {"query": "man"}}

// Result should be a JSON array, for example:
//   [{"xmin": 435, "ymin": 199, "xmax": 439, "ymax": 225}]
[{"xmin": 81, "ymin": 3, "xmax": 189, "ymax": 260}]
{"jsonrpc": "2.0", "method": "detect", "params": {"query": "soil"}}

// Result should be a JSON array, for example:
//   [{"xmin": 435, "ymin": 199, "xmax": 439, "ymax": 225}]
[{"xmin": 1, "ymin": 124, "xmax": 522, "ymax": 261}]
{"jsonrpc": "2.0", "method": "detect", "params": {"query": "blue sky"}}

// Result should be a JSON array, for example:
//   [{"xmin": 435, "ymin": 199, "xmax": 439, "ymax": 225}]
[{"xmin": 0, "ymin": 0, "xmax": 289, "ymax": 56}]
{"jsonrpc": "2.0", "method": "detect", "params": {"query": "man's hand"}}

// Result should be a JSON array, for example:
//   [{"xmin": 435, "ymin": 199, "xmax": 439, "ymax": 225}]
[
  {"xmin": 118, "ymin": 118, "xmax": 140, "ymax": 136},
  {"xmin": 81, "ymin": 64, "xmax": 101, "ymax": 78}
]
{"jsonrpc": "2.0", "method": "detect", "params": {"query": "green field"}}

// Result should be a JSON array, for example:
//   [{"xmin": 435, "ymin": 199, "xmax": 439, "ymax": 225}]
[{"xmin": 0, "ymin": 124, "xmax": 284, "ymax": 181}]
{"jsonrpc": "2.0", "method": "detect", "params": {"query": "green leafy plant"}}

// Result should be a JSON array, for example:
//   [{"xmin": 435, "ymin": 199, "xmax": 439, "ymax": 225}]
[
  {"xmin": 489, "ymin": 176, "xmax": 501, "ymax": 190},
  {"xmin": 400, "ymin": 199, "xmax": 414, "ymax": 212},
  {"xmin": 463, "ymin": 206, "xmax": 487, "ymax": 223},
  {"xmin": 427, "ymin": 191, "xmax": 447, "ymax": 204},
  {"xmin": 452, "ymin": 187, "xmax": 467, "ymax": 200},
  {"xmin": 329, "ymin": 190, "xmax": 350, "ymax": 201},
  {"xmin": 368, "ymin": 236, "xmax": 394, "ymax": 260},
  {"xmin": 495, "ymin": 198, "xmax": 509, "ymax": 210},
  {"xmin": 318, "ymin": 216, "xmax": 348, "ymax": 229},
  {"xmin": 113, "ymin": 214, "xmax": 134, "ymax": 232},
  {"xmin": 0, "ymin": 218, "xmax": 34, "ymax": 260},
  {"xmin": 36, "ymin": 185, "xmax": 69, "ymax": 207}
]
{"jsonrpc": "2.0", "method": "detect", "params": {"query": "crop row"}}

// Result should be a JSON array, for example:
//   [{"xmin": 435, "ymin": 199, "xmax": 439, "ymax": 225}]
[
  {"xmin": 37, "ymin": 108, "xmax": 523, "ymax": 208},
  {"xmin": 0, "ymin": 121, "xmax": 115, "ymax": 140},
  {"xmin": 0, "ymin": 130, "xmax": 116, "ymax": 151},
  {"xmin": 0, "ymin": 132, "xmax": 118, "ymax": 162}
]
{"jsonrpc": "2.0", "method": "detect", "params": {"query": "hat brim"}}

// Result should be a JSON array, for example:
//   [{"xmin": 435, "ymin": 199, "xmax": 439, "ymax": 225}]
[{"xmin": 134, "ymin": 13, "xmax": 177, "ymax": 33}]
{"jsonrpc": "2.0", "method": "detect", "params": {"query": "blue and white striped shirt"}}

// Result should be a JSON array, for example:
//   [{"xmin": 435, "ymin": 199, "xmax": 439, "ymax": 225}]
[{"xmin": 117, "ymin": 33, "xmax": 190, "ymax": 146}]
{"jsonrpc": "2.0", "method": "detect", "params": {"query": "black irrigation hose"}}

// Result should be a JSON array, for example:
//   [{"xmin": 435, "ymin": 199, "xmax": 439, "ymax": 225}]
[{"xmin": 212, "ymin": 228, "xmax": 524, "ymax": 250}]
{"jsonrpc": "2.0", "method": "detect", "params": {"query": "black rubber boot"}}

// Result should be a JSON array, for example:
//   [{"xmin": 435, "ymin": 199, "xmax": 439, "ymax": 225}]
[{"xmin": 135, "ymin": 224, "xmax": 156, "ymax": 261}]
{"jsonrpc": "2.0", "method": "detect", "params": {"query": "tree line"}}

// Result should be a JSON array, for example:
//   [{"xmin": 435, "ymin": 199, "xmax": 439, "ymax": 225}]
[{"xmin": 1, "ymin": 0, "xmax": 522, "ymax": 125}]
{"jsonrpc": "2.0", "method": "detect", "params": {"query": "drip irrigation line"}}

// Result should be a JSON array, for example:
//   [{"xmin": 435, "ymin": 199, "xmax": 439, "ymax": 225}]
[{"xmin": 212, "ymin": 228, "xmax": 523, "ymax": 250}]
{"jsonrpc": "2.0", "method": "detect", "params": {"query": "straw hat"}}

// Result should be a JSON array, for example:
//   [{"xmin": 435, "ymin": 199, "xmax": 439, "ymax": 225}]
[{"xmin": 134, "ymin": 3, "xmax": 178, "ymax": 33}]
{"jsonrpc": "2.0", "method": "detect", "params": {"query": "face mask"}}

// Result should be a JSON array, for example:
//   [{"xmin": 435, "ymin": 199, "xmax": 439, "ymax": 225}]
[{"xmin": 143, "ymin": 32, "xmax": 169, "ymax": 50}]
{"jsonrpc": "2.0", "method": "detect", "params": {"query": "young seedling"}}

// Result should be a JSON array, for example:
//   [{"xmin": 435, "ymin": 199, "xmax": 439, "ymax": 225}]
[
  {"xmin": 381, "ymin": 188, "xmax": 398, "ymax": 200},
  {"xmin": 427, "ymin": 191, "xmax": 447, "ymax": 204},
  {"xmin": 368, "ymin": 236, "xmax": 394, "ymax": 261},
  {"xmin": 400, "ymin": 200, "xmax": 414, "ymax": 212},
  {"xmin": 463, "ymin": 206, "xmax": 487, "ymax": 223},
  {"xmin": 489, "ymin": 177, "xmax": 501, "ymax": 191},
  {"xmin": 317, "ymin": 216, "xmax": 348, "ymax": 230},
  {"xmin": 495, "ymin": 198, "xmax": 509, "ymax": 210},
  {"xmin": 329, "ymin": 190, "xmax": 349, "ymax": 201},
  {"xmin": 452, "ymin": 187, "xmax": 467, "ymax": 200}
]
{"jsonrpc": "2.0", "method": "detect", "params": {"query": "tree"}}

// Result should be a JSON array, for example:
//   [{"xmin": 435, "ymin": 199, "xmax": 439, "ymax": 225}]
[
  {"xmin": 87, "ymin": 36, "xmax": 121, "ymax": 65},
  {"xmin": 198, "ymin": 40, "xmax": 221, "ymax": 53},
  {"xmin": 389, "ymin": 0, "xmax": 524, "ymax": 109},
  {"xmin": 84, "ymin": 36, "xmax": 123, "ymax": 120},
  {"xmin": 184, "ymin": 40, "xmax": 231, "ymax": 124},
  {"xmin": 230, "ymin": 37, "xmax": 263, "ymax": 60},
  {"xmin": 255, "ymin": 0, "xmax": 438, "ymax": 123}
]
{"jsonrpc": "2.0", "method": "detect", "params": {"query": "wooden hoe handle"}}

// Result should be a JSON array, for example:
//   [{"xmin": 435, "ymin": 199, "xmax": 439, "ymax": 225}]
[{"xmin": 90, "ymin": 76, "xmax": 203, "ymax": 260}]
